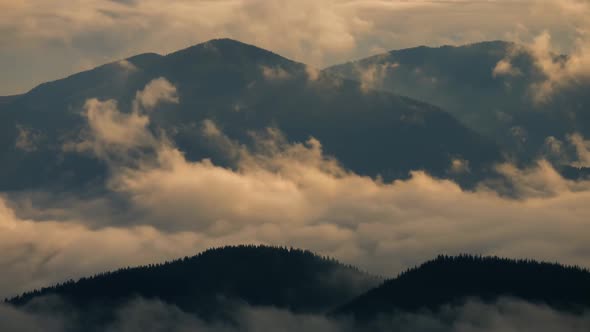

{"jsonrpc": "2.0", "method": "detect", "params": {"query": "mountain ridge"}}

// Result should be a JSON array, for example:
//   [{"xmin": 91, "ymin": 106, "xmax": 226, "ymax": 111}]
[
  {"xmin": 0, "ymin": 37, "xmax": 503, "ymax": 191},
  {"xmin": 328, "ymin": 40, "xmax": 516, "ymax": 68},
  {"xmin": 325, "ymin": 40, "xmax": 590, "ymax": 165},
  {"xmin": 335, "ymin": 254, "xmax": 590, "ymax": 320}
]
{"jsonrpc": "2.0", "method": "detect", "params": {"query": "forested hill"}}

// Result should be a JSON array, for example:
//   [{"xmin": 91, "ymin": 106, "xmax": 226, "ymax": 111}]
[
  {"xmin": 10, "ymin": 249, "xmax": 590, "ymax": 327},
  {"xmin": 8, "ymin": 245, "xmax": 379, "ymax": 316},
  {"xmin": 335, "ymin": 255, "xmax": 590, "ymax": 320}
]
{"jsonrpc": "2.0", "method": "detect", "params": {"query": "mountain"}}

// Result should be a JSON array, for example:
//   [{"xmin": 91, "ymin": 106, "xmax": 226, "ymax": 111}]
[
  {"xmin": 8, "ymin": 245, "xmax": 379, "ymax": 325},
  {"xmin": 325, "ymin": 41, "xmax": 590, "ymax": 163},
  {"xmin": 0, "ymin": 38, "xmax": 503, "ymax": 191},
  {"xmin": 0, "ymin": 94, "xmax": 22, "ymax": 113},
  {"xmin": 335, "ymin": 255, "xmax": 590, "ymax": 321},
  {"xmin": 0, "ymin": 94, "xmax": 22, "ymax": 107}
]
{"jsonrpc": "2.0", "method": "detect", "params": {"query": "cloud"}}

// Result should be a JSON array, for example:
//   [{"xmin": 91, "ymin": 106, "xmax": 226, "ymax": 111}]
[
  {"xmin": 117, "ymin": 59, "xmax": 138, "ymax": 72},
  {"xmin": 543, "ymin": 133, "xmax": 590, "ymax": 167},
  {"xmin": 133, "ymin": 77, "xmax": 179, "ymax": 111},
  {"xmin": 63, "ymin": 77, "xmax": 176, "ymax": 161},
  {"xmin": 568, "ymin": 133, "xmax": 590, "ymax": 167},
  {"xmin": 3, "ymin": 79, "xmax": 590, "ymax": 301},
  {"xmin": 358, "ymin": 62, "xmax": 399, "ymax": 93},
  {"xmin": 0, "ymin": 196, "xmax": 206, "ymax": 298},
  {"xmin": 305, "ymin": 65, "xmax": 321, "ymax": 81},
  {"xmin": 260, "ymin": 65, "xmax": 292, "ymax": 81},
  {"xmin": 62, "ymin": 98, "xmax": 153, "ymax": 161},
  {"xmin": 1, "ymin": 297, "xmax": 590, "ymax": 332},
  {"xmin": 449, "ymin": 158, "xmax": 470, "ymax": 174},
  {"xmin": 14, "ymin": 125, "xmax": 42, "ymax": 152},
  {"xmin": 528, "ymin": 31, "xmax": 590, "ymax": 102},
  {"xmin": 494, "ymin": 27, "xmax": 590, "ymax": 102},
  {"xmin": 492, "ymin": 59, "xmax": 522, "ymax": 77}
]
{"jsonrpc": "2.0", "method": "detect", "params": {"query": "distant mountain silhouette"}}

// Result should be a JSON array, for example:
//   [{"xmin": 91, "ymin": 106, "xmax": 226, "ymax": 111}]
[
  {"xmin": 335, "ymin": 255, "xmax": 590, "ymax": 320},
  {"xmin": 325, "ymin": 41, "xmax": 590, "ymax": 163},
  {"xmin": 0, "ymin": 38, "xmax": 503, "ymax": 191},
  {"xmin": 8, "ymin": 245, "xmax": 378, "ymax": 321}
]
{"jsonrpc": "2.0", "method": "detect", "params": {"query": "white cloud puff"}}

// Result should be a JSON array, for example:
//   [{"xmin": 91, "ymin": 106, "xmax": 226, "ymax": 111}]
[{"xmin": 134, "ymin": 77, "xmax": 179, "ymax": 111}]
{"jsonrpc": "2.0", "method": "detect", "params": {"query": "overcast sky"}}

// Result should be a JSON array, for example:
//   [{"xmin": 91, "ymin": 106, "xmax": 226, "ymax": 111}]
[{"xmin": 1, "ymin": 0, "xmax": 589, "ymax": 95}]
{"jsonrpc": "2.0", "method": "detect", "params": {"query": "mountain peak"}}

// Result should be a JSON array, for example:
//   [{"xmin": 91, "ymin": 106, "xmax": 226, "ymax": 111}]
[
  {"xmin": 166, "ymin": 38, "xmax": 300, "ymax": 67},
  {"xmin": 8, "ymin": 245, "xmax": 378, "ymax": 319}
]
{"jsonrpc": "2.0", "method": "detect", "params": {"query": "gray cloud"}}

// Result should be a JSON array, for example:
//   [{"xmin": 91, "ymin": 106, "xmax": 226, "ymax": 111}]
[
  {"xmin": 260, "ymin": 65, "xmax": 292, "ymax": 81},
  {"xmin": 14, "ymin": 125, "xmax": 42, "ymax": 152},
  {"xmin": 1, "ymin": 298, "xmax": 589, "ymax": 332},
  {"xmin": 493, "ymin": 28, "xmax": 590, "ymax": 102}
]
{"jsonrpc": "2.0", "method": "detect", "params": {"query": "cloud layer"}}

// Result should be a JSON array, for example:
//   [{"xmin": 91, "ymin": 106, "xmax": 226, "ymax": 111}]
[
  {"xmin": 2, "ymin": 79, "xmax": 590, "ymax": 299},
  {"xmin": 1, "ymin": 297, "xmax": 589, "ymax": 332}
]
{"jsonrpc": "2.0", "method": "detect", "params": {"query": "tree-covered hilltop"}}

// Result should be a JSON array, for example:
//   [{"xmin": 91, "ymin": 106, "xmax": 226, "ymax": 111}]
[
  {"xmin": 9, "ymin": 250, "xmax": 590, "ymax": 326},
  {"xmin": 335, "ymin": 254, "xmax": 590, "ymax": 320},
  {"xmin": 8, "ymin": 245, "xmax": 378, "ymax": 317}
]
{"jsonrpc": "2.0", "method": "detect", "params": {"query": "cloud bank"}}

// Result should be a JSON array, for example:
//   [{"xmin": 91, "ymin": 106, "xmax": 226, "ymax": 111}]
[
  {"xmin": 2, "ymin": 79, "xmax": 590, "ymax": 299},
  {"xmin": 1, "ymin": 297, "xmax": 589, "ymax": 332}
]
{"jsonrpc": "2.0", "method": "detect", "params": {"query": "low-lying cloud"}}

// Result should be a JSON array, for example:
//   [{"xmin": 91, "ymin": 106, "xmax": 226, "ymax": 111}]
[
  {"xmin": 1, "ymin": 297, "xmax": 589, "ymax": 332},
  {"xmin": 494, "ymin": 28, "xmax": 590, "ymax": 102},
  {"xmin": 2, "ymin": 79, "xmax": 590, "ymax": 299}
]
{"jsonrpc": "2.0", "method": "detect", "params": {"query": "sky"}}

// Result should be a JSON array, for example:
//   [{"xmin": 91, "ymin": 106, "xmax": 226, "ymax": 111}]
[
  {"xmin": 1, "ymin": 0, "xmax": 589, "ymax": 95},
  {"xmin": 2, "ymin": 0, "xmax": 590, "ymax": 311}
]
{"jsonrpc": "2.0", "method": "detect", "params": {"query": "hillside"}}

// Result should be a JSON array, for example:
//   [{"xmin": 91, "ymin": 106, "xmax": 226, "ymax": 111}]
[
  {"xmin": 8, "ymin": 245, "xmax": 378, "ymax": 315},
  {"xmin": 325, "ymin": 41, "xmax": 590, "ymax": 162},
  {"xmin": 335, "ymin": 255, "xmax": 590, "ymax": 320},
  {"xmin": 9, "ymin": 251, "xmax": 590, "ymax": 328}
]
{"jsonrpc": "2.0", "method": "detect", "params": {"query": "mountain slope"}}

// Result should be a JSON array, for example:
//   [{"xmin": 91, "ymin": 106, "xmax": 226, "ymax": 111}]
[
  {"xmin": 0, "ymin": 94, "xmax": 22, "ymax": 107},
  {"xmin": 9, "ymin": 250, "xmax": 590, "ymax": 328},
  {"xmin": 325, "ymin": 41, "xmax": 590, "ymax": 162},
  {"xmin": 0, "ymin": 38, "xmax": 503, "ymax": 191},
  {"xmin": 8, "ymin": 245, "xmax": 378, "ymax": 318},
  {"xmin": 335, "ymin": 255, "xmax": 590, "ymax": 320}
]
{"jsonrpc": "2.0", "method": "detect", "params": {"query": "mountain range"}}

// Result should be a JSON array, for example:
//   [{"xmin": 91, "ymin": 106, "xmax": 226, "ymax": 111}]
[
  {"xmin": 0, "ymin": 38, "xmax": 507, "ymax": 192},
  {"xmin": 2, "ymin": 38, "xmax": 589, "ymax": 329}
]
